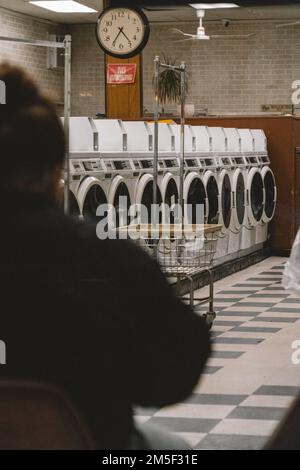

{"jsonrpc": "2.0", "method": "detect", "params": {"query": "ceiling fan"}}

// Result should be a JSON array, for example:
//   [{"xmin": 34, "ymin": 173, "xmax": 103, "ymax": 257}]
[
  {"xmin": 276, "ymin": 20, "xmax": 300, "ymax": 29},
  {"xmin": 172, "ymin": 8, "xmax": 255, "ymax": 42}
]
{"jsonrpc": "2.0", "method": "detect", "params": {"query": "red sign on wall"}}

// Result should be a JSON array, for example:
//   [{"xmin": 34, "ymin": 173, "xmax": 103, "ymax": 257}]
[{"xmin": 107, "ymin": 64, "xmax": 137, "ymax": 85}]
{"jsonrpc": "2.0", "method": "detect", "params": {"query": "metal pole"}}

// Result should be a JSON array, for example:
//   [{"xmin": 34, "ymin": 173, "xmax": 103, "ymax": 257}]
[
  {"xmin": 180, "ymin": 62, "xmax": 186, "ymax": 226},
  {"xmin": 153, "ymin": 56, "xmax": 160, "ymax": 228},
  {"xmin": 0, "ymin": 36, "xmax": 65, "ymax": 48},
  {"xmin": 63, "ymin": 34, "xmax": 72, "ymax": 215}
]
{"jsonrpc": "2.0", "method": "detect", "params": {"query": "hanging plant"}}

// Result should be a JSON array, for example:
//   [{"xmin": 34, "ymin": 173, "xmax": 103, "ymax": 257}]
[{"xmin": 154, "ymin": 54, "xmax": 189, "ymax": 106}]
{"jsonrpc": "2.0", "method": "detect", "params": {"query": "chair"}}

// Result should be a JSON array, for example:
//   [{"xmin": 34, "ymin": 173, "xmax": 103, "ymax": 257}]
[{"xmin": 0, "ymin": 380, "xmax": 96, "ymax": 450}]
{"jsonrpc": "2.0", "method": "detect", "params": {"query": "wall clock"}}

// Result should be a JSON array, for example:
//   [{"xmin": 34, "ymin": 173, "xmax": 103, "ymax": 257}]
[{"xmin": 96, "ymin": 6, "xmax": 150, "ymax": 59}]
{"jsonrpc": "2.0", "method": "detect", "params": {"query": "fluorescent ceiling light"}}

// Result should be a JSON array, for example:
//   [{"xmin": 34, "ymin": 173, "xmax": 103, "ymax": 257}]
[
  {"xmin": 29, "ymin": 1, "xmax": 98, "ymax": 13},
  {"xmin": 189, "ymin": 3, "xmax": 239, "ymax": 9}
]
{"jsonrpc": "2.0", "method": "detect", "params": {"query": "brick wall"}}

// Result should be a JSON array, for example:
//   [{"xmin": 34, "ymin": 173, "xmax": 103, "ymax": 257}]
[
  {"xmin": 69, "ymin": 24, "xmax": 105, "ymax": 117},
  {"xmin": 143, "ymin": 21, "xmax": 300, "ymax": 115},
  {"xmin": 67, "ymin": 20, "xmax": 300, "ymax": 117},
  {"xmin": 0, "ymin": 7, "xmax": 64, "ymax": 104},
  {"xmin": 2, "ymin": 9, "xmax": 300, "ymax": 117}
]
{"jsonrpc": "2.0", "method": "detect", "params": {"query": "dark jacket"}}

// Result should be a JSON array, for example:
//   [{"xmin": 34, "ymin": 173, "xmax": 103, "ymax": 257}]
[{"xmin": 0, "ymin": 191, "xmax": 210, "ymax": 449}]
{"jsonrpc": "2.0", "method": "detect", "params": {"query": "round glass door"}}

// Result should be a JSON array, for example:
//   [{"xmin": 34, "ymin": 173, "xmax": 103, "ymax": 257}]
[
  {"xmin": 236, "ymin": 172, "xmax": 245, "ymax": 226},
  {"xmin": 186, "ymin": 177, "xmax": 206, "ymax": 224},
  {"xmin": 206, "ymin": 175, "xmax": 219, "ymax": 225},
  {"xmin": 264, "ymin": 170, "xmax": 276, "ymax": 220},
  {"xmin": 59, "ymin": 189, "xmax": 80, "ymax": 219},
  {"xmin": 113, "ymin": 182, "xmax": 131, "ymax": 228},
  {"xmin": 250, "ymin": 172, "xmax": 264, "ymax": 222},
  {"xmin": 141, "ymin": 181, "xmax": 162, "ymax": 224},
  {"xmin": 221, "ymin": 173, "xmax": 232, "ymax": 229},
  {"xmin": 164, "ymin": 178, "xmax": 179, "ymax": 224},
  {"xmin": 83, "ymin": 185, "xmax": 107, "ymax": 224}
]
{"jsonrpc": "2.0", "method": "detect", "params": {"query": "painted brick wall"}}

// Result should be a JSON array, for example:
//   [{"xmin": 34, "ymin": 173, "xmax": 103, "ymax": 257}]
[
  {"xmin": 69, "ymin": 24, "xmax": 105, "ymax": 117},
  {"xmin": 2, "ymin": 9, "xmax": 300, "ymax": 117},
  {"xmin": 0, "ymin": 7, "xmax": 64, "ymax": 104},
  {"xmin": 67, "ymin": 20, "xmax": 300, "ymax": 117},
  {"xmin": 143, "ymin": 21, "xmax": 300, "ymax": 115}
]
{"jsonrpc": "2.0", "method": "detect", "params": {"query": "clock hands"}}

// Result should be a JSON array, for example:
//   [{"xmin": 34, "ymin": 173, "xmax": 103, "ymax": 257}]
[
  {"xmin": 119, "ymin": 28, "xmax": 132, "ymax": 46},
  {"xmin": 112, "ymin": 27, "xmax": 123, "ymax": 47},
  {"xmin": 112, "ymin": 27, "xmax": 132, "ymax": 48}
]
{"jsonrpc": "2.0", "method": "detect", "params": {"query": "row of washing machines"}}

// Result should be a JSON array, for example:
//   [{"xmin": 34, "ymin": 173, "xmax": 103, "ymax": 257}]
[{"xmin": 63, "ymin": 117, "xmax": 277, "ymax": 264}]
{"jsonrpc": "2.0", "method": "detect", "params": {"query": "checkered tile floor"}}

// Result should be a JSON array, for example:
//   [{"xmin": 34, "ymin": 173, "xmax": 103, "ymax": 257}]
[{"xmin": 135, "ymin": 257, "xmax": 300, "ymax": 450}]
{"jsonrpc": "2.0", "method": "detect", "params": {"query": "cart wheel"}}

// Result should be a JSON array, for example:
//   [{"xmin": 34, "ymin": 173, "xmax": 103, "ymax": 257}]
[{"xmin": 204, "ymin": 312, "xmax": 216, "ymax": 330}]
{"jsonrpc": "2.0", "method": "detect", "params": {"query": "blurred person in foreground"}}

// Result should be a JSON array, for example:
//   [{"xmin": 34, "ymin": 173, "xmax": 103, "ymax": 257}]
[{"xmin": 0, "ymin": 63, "xmax": 210, "ymax": 450}]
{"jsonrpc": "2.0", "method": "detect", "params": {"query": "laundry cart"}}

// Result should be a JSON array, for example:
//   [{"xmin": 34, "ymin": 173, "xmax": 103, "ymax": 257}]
[{"xmin": 117, "ymin": 223, "xmax": 222, "ymax": 328}]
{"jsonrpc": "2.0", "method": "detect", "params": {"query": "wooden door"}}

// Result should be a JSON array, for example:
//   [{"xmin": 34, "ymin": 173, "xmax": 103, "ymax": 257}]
[{"xmin": 105, "ymin": 54, "xmax": 142, "ymax": 119}]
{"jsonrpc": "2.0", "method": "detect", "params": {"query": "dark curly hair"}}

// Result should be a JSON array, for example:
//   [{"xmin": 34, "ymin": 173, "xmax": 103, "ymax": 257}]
[{"xmin": 0, "ymin": 63, "xmax": 65, "ymax": 188}]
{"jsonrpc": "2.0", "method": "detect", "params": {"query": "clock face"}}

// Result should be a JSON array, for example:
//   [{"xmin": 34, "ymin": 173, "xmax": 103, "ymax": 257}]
[{"xmin": 96, "ymin": 7, "xmax": 150, "ymax": 59}]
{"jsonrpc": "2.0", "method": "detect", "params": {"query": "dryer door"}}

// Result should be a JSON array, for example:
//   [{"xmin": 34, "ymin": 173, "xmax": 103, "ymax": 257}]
[
  {"xmin": 161, "ymin": 173, "xmax": 179, "ymax": 224},
  {"xmin": 77, "ymin": 177, "xmax": 108, "ymax": 224},
  {"xmin": 246, "ymin": 168, "xmax": 264, "ymax": 227},
  {"xmin": 203, "ymin": 171, "xmax": 219, "ymax": 225},
  {"xmin": 59, "ymin": 181, "xmax": 80, "ymax": 218},
  {"xmin": 136, "ymin": 174, "xmax": 162, "ymax": 223},
  {"xmin": 232, "ymin": 169, "xmax": 245, "ymax": 231},
  {"xmin": 109, "ymin": 176, "xmax": 132, "ymax": 228},
  {"xmin": 162, "ymin": 173, "xmax": 179, "ymax": 207},
  {"xmin": 218, "ymin": 169, "xmax": 232, "ymax": 231},
  {"xmin": 261, "ymin": 166, "xmax": 277, "ymax": 223},
  {"xmin": 184, "ymin": 172, "xmax": 207, "ymax": 224}
]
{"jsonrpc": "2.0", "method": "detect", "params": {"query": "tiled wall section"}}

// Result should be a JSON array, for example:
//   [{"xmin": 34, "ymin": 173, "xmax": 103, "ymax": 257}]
[
  {"xmin": 69, "ymin": 24, "xmax": 105, "ymax": 117},
  {"xmin": 0, "ymin": 7, "xmax": 64, "ymax": 104},
  {"xmin": 143, "ymin": 21, "xmax": 300, "ymax": 115}
]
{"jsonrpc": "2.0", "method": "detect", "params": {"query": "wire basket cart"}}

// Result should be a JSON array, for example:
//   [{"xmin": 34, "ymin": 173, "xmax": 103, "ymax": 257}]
[{"xmin": 117, "ymin": 224, "xmax": 222, "ymax": 328}]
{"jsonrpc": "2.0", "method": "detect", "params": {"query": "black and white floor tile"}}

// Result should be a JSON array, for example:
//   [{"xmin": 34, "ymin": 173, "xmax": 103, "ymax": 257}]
[{"xmin": 135, "ymin": 257, "xmax": 300, "ymax": 450}]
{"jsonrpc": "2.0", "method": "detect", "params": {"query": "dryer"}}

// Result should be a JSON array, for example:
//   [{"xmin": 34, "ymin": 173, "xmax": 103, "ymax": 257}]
[
  {"xmin": 251, "ymin": 129, "xmax": 277, "ymax": 246},
  {"xmin": 70, "ymin": 119, "xmax": 133, "ymax": 228},
  {"xmin": 238, "ymin": 129, "xmax": 264, "ymax": 252},
  {"xmin": 86, "ymin": 119, "xmax": 137, "ymax": 228},
  {"xmin": 138, "ymin": 122, "xmax": 179, "ymax": 224},
  {"xmin": 207, "ymin": 127, "xmax": 231, "ymax": 260},
  {"xmin": 222, "ymin": 128, "xmax": 246, "ymax": 256},
  {"xmin": 63, "ymin": 116, "xmax": 100, "ymax": 220},
  {"xmin": 171, "ymin": 123, "xmax": 205, "ymax": 224}
]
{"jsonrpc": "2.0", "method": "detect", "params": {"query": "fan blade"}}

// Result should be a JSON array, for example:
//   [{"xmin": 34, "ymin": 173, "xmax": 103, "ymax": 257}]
[
  {"xmin": 174, "ymin": 38, "xmax": 198, "ymax": 43},
  {"xmin": 211, "ymin": 33, "xmax": 256, "ymax": 39},
  {"xmin": 170, "ymin": 28, "xmax": 196, "ymax": 38},
  {"xmin": 276, "ymin": 21, "xmax": 300, "ymax": 28}
]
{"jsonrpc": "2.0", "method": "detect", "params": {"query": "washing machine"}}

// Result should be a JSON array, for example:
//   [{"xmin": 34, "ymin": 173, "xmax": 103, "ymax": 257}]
[
  {"xmin": 238, "ymin": 128, "xmax": 264, "ymax": 253},
  {"xmin": 135, "ymin": 122, "xmax": 179, "ymax": 224},
  {"xmin": 70, "ymin": 119, "xmax": 133, "ymax": 228},
  {"xmin": 183, "ymin": 126, "xmax": 211, "ymax": 225},
  {"xmin": 88, "ymin": 119, "xmax": 141, "ymax": 227},
  {"xmin": 222, "ymin": 128, "xmax": 246, "ymax": 257},
  {"xmin": 171, "ymin": 124, "xmax": 204, "ymax": 224},
  {"xmin": 206, "ymin": 127, "xmax": 231, "ymax": 260},
  {"xmin": 251, "ymin": 129, "xmax": 277, "ymax": 246},
  {"xmin": 61, "ymin": 116, "xmax": 100, "ymax": 219}
]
